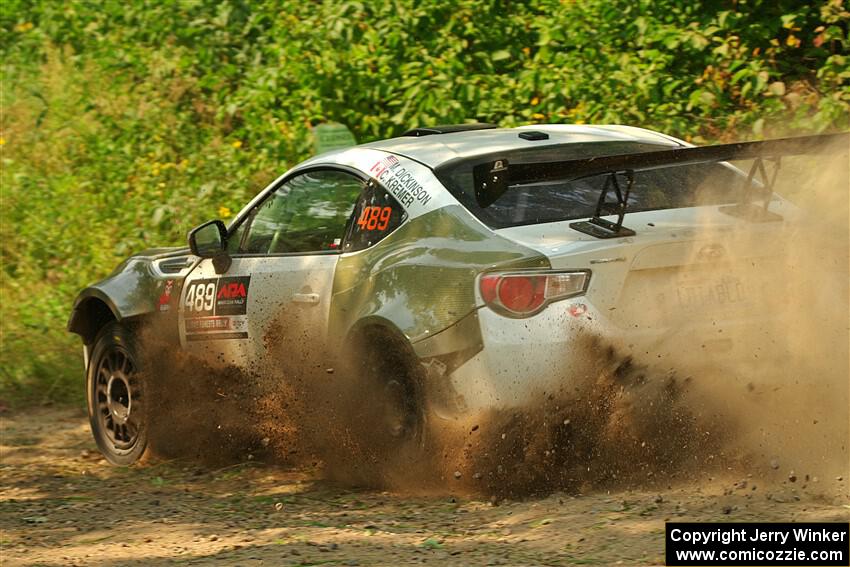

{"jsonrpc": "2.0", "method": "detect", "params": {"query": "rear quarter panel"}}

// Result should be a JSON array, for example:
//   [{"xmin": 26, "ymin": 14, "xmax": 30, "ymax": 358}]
[{"xmin": 329, "ymin": 204, "xmax": 549, "ymax": 351}]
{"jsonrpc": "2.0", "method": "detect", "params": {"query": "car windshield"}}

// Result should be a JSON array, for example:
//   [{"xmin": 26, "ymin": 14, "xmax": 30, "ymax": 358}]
[{"xmin": 435, "ymin": 141, "xmax": 745, "ymax": 229}]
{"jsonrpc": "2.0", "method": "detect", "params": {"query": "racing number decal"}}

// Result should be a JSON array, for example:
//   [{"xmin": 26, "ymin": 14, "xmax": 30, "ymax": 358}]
[
  {"xmin": 184, "ymin": 277, "xmax": 250, "ymax": 317},
  {"xmin": 184, "ymin": 279, "xmax": 216, "ymax": 316},
  {"xmin": 185, "ymin": 280, "xmax": 217, "ymax": 315},
  {"xmin": 344, "ymin": 180, "xmax": 407, "ymax": 252},
  {"xmin": 356, "ymin": 206, "xmax": 392, "ymax": 231}
]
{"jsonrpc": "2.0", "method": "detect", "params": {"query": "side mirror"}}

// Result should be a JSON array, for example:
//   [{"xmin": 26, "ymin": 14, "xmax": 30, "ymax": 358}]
[
  {"xmin": 188, "ymin": 220, "xmax": 232, "ymax": 273},
  {"xmin": 188, "ymin": 220, "xmax": 227, "ymax": 257}
]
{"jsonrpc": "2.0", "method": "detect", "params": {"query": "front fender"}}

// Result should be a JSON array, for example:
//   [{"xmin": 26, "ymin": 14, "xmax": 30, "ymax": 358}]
[{"xmin": 68, "ymin": 251, "xmax": 192, "ymax": 344}]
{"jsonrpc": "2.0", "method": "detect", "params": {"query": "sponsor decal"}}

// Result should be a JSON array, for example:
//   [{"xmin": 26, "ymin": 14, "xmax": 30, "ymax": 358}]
[
  {"xmin": 215, "ymin": 276, "xmax": 250, "ymax": 316},
  {"xmin": 185, "ymin": 317, "xmax": 232, "ymax": 333},
  {"xmin": 369, "ymin": 156, "xmax": 431, "ymax": 208},
  {"xmin": 158, "ymin": 279, "xmax": 174, "ymax": 312}
]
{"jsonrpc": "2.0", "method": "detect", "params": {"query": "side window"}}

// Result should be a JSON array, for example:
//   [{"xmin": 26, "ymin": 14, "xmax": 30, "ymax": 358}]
[
  {"xmin": 344, "ymin": 179, "xmax": 407, "ymax": 252},
  {"xmin": 231, "ymin": 169, "xmax": 364, "ymax": 255}
]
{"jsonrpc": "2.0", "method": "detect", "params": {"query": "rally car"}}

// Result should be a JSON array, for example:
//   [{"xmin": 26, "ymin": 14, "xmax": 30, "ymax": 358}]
[{"xmin": 68, "ymin": 123, "xmax": 845, "ymax": 465}]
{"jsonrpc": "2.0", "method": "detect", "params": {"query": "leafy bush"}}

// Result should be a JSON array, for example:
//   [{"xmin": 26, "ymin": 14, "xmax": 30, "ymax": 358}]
[{"xmin": 1, "ymin": 0, "xmax": 847, "ymax": 405}]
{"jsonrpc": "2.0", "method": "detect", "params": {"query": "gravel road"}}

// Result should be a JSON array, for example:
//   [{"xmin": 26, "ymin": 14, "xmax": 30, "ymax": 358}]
[{"xmin": 2, "ymin": 407, "xmax": 847, "ymax": 566}]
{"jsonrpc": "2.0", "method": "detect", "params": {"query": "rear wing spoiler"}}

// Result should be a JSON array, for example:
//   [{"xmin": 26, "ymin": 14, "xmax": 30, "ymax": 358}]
[{"xmin": 472, "ymin": 132, "xmax": 849, "ymax": 238}]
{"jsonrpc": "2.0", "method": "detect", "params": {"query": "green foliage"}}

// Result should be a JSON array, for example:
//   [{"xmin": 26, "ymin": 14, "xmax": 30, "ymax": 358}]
[{"xmin": 1, "ymin": 0, "xmax": 847, "ymax": 405}]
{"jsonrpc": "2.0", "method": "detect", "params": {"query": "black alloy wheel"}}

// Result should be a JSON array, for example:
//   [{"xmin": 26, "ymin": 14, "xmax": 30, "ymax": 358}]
[{"xmin": 87, "ymin": 322, "xmax": 148, "ymax": 465}]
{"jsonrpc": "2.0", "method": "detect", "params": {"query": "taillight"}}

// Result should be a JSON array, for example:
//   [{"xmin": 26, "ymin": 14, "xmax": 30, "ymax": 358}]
[{"xmin": 479, "ymin": 271, "xmax": 590, "ymax": 317}]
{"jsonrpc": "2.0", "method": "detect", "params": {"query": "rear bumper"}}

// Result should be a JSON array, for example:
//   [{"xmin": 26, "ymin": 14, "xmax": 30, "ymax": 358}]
[
  {"xmin": 440, "ymin": 298, "xmax": 789, "ymax": 414},
  {"xmin": 443, "ymin": 299, "xmax": 605, "ymax": 413}
]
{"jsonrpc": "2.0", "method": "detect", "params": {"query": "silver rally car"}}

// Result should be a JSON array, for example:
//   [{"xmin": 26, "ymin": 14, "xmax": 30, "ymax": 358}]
[{"xmin": 68, "ymin": 123, "xmax": 842, "ymax": 464}]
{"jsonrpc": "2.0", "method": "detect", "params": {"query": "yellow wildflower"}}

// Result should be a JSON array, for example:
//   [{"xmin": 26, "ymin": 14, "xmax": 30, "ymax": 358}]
[
  {"xmin": 532, "ymin": 113, "xmax": 545, "ymax": 120},
  {"xmin": 232, "ymin": 140, "xmax": 243, "ymax": 149},
  {"xmin": 531, "ymin": 96, "xmax": 540, "ymax": 106},
  {"xmin": 219, "ymin": 206, "xmax": 232, "ymax": 219},
  {"xmin": 0, "ymin": 137, "xmax": 5, "ymax": 146}
]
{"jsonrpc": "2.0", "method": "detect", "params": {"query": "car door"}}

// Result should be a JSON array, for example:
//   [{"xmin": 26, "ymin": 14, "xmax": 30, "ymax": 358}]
[{"xmin": 178, "ymin": 168, "xmax": 367, "ymax": 373}]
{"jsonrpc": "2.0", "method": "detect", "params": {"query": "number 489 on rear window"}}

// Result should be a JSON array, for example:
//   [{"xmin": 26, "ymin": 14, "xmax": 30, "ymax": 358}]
[
  {"xmin": 357, "ymin": 206, "xmax": 392, "ymax": 231},
  {"xmin": 345, "ymin": 180, "xmax": 407, "ymax": 252}
]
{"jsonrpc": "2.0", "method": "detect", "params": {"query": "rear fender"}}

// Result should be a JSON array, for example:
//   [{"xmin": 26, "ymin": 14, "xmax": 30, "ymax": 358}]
[
  {"xmin": 329, "ymin": 204, "xmax": 550, "ymax": 412},
  {"xmin": 330, "ymin": 205, "xmax": 548, "ymax": 348}
]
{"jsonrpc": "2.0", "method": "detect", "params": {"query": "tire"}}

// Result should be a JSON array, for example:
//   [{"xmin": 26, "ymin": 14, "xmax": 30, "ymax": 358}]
[
  {"xmin": 348, "ymin": 327, "xmax": 426, "ymax": 458},
  {"xmin": 86, "ymin": 321, "xmax": 148, "ymax": 465}
]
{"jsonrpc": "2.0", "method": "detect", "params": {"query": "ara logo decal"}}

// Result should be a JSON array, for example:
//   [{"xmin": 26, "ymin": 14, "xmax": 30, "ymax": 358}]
[
  {"xmin": 217, "ymin": 281, "xmax": 247, "ymax": 301},
  {"xmin": 215, "ymin": 276, "xmax": 250, "ymax": 315}
]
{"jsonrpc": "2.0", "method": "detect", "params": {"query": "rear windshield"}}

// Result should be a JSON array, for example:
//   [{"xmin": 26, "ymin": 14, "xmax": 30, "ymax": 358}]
[{"xmin": 435, "ymin": 142, "xmax": 745, "ymax": 229}]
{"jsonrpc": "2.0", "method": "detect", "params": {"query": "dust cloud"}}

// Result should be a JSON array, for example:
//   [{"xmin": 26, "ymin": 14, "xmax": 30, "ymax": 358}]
[
  {"xmin": 423, "ymin": 335, "xmax": 728, "ymax": 499},
  {"xmin": 448, "ymin": 142, "xmax": 848, "ymax": 499},
  {"xmin": 679, "ymin": 141, "xmax": 849, "ymax": 489},
  {"xmin": 419, "ymin": 142, "xmax": 847, "ymax": 499},
  {"xmin": 134, "ymin": 140, "xmax": 847, "ymax": 501},
  {"xmin": 138, "ymin": 311, "xmax": 328, "ymax": 469}
]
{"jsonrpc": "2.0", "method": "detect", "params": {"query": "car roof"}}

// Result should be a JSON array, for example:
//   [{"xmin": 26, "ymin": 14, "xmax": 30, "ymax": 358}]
[{"xmin": 355, "ymin": 124, "xmax": 683, "ymax": 169}]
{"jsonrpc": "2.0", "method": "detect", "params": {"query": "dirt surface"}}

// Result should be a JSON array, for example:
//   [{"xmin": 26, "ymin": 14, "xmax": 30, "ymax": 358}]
[{"xmin": 2, "ymin": 407, "xmax": 847, "ymax": 566}]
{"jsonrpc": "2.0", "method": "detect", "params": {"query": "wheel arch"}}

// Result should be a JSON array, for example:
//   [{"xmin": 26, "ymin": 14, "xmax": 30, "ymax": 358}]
[
  {"xmin": 68, "ymin": 291, "xmax": 121, "ymax": 345},
  {"xmin": 342, "ymin": 315, "xmax": 428, "ymax": 447},
  {"xmin": 344, "ymin": 315, "xmax": 418, "ymax": 358}
]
